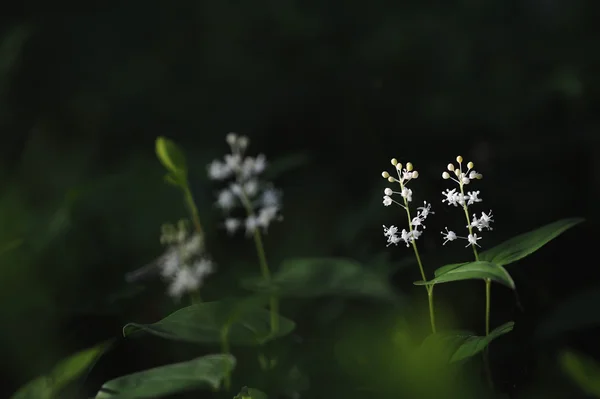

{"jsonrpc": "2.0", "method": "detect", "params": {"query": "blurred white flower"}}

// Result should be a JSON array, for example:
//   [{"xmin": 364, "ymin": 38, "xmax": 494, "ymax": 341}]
[{"xmin": 208, "ymin": 134, "xmax": 283, "ymax": 237}]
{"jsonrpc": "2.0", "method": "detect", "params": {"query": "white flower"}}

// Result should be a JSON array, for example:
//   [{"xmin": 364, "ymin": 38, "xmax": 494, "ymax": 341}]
[
  {"xmin": 417, "ymin": 201, "xmax": 434, "ymax": 219},
  {"xmin": 224, "ymin": 218, "xmax": 240, "ymax": 235},
  {"xmin": 245, "ymin": 215, "xmax": 258, "ymax": 235},
  {"xmin": 224, "ymin": 153, "xmax": 242, "ymax": 171},
  {"xmin": 442, "ymin": 188, "xmax": 460, "ymax": 207},
  {"xmin": 209, "ymin": 134, "xmax": 283, "ymax": 237},
  {"xmin": 411, "ymin": 216, "xmax": 425, "ymax": 229},
  {"xmin": 216, "ymin": 189, "xmax": 237, "ymax": 211},
  {"xmin": 253, "ymin": 154, "xmax": 267, "ymax": 174},
  {"xmin": 441, "ymin": 227, "xmax": 457, "ymax": 245},
  {"xmin": 468, "ymin": 210, "xmax": 494, "ymax": 232},
  {"xmin": 401, "ymin": 187, "xmax": 413, "ymax": 202},
  {"xmin": 243, "ymin": 179, "xmax": 259, "ymax": 197},
  {"xmin": 383, "ymin": 225, "xmax": 398, "ymax": 237},
  {"xmin": 167, "ymin": 258, "xmax": 214, "ymax": 299},
  {"xmin": 257, "ymin": 206, "xmax": 280, "ymax": 231},
  {"xmin": 466, "ymin": 233, "xmax": 481, "ymax": 247},
  {"xmin": 207, "ymin": 160, "xmax": 231, "ymax": 180},
  {"xmin": 384, "ymin": 188, "xmax": 393, "ymax": 196},
  {"xmin": 159, "ymin": 249, "xmax": 180, "ymax": 278},
  {"xmin": 382, "ymin": 196, "xmax": 392, "ymax": 206},
  {"xmin": 261, "ymin": 188, "xmax": 281, "ymax": 208},
  {"xmin": 466, "ymin": 191, "xmax": 482, "ymax": 205}
]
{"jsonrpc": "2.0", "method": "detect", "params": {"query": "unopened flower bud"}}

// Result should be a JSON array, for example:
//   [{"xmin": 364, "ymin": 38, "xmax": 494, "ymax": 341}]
[
  {"xmin": 411, "ymin": 171, "xmax": 419, "ymax": 178},
  {"xmin": 406, "ymin": 162, "xmax": 413, "ymax": 171},
  {"xmin": 226, "ymin": 133, "xmax": 237, "ymax": 145},
  {"xmin": 382, "ymin": 171, "xmax": 390, "ymax": 179},
  {"xmin": 387, "ymin": 177, "xmax": 395, "ymax": 183},
  {"xmin": 456, "ymin": 155, "xmax": 463, "ymax": 163},
  {"xmin": 447, "ymin": 163, "xmax": 455, "ymax": 171},
  {"xmin": 391, "ymin": 158, "xmax": 398, "ymax": 166},
  {"xmin": 442, "ymin": 171, "xmax": 450, "ymax": 179},
  {"xmin": 454, "ymin": 169, "xmax": 460, "ymax": 177},
  {"xmin": 384, "ymin": 188, "xmax": 393, "ymax": 196},
  {"xmin": 467, "ymin": 161, "xmax": 474, "ymax": 169},
  {"xmin": 238, "ymin": 136, "xmax": 249, "ymax": 149}
]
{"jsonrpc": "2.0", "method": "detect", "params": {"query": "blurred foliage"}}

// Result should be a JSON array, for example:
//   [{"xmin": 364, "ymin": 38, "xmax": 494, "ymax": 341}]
[{"xmin": 0, "ymin": 1, "xmax": 599, "ymax": 398}]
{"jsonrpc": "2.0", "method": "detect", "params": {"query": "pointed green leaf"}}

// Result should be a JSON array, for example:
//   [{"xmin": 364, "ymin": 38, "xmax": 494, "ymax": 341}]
[
  {"xmin": 10, "ymin": 377, "xmax": 53, "ymax": 399},
  {"xmin": 10, "ymin": 342, "xmax": 110, "ymax": 399},
  {"xmin": 50, "ymin": 341, "xmax": 111, "ymax": 391},
  {"xmin": 480, "ymin": 218, "xmax": 584, "ymax": 266},
  {"xmin": 234, "ymin": 386, "xmax": 268, "ymax": 399},
  {"xmin": 559, "ymin": 350, "xmax": 600, "ymax": 397},
  {"xmin": 95, "ymin": 354, "xmax": 235, "ymax": 399},
  {"xmin": 155, "ymin": 136, "xmax": 187, "ymax": 176},
  {"xmin": 415, "ymin": 261, "xmax": 515, "ymax": 290},
  {"xmin": 123, "ymin": 300, "xmax": 295, "ymax": 346},
  {"xmin": 242, "ymin": 258, "xmax": 399, "ymax": 302},
  {"xmin": 420, "ymin": 322, "xmax": 514, "ymax": 364},
  {"xmin": 433, "ymin": 262, "xmax": 465, "ymax": 277},
  {"xmin": 449, "ymin": 321, "xmax": 514, "ymax": 362}
]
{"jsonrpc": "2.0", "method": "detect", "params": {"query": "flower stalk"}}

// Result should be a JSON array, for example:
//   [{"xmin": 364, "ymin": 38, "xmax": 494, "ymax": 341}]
[{"xmin": 382, "ymin": 159, "xmax": 436, "ymax": 333}]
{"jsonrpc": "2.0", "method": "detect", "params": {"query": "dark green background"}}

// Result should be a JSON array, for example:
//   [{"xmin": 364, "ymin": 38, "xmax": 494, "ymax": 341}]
[{"xmin": 0, "ymin": 2, "xmax": 599, "ymax": 398}]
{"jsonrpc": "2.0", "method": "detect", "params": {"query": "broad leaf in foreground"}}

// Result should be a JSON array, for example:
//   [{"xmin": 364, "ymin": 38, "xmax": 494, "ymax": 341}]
[
  {"xmin": 123, "ymin": 300, "xmax": 295, "ymax": 346},
  {"xmin": 95, "ymin": 354, "xmax": 235, "ymax": 399},
  {"xmin": 414, "ymin": 261, "xmax": 515, "ymax": 290}
]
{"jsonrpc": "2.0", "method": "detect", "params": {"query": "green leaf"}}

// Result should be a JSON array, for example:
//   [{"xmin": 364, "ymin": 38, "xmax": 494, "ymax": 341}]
[
  {"xmin": 433, "ymin": 262, "xmax": 465, "ymax": 277},
  {"xmin": 234, "ymin": 386, "xmax": 268, "ymax": 399},
  {"xmin": 449, "ymin": 322, "xmax": 515, "ymax": 363},
  {"xmin": 415, "ymin": 261, "xmax": 515, "ymax": 290},
  {"xmin": 10, "ymin": 377, "xmax": 53, "ymax": 399},
  {"xmin": 95, "ymin": 354, "xmax": 235, "ymax": 399},
  {"xmin": 480, "ymin": 218, "xmax": 584, "ymax": 266},
  {"xmin": 123, "ymin": 300, "xmax": 295, "ymax": 346},
  {"xmin": 241, "ymin": 258, "xmax": 398, "ymax": 302},
  {"xmin": 559, "ymin": 350, "xmax": 600, "ymax": 397},
  {"xmin": 50, "ymin": 342, "xmax": 111, "ymax": 391},
  {"xmin": 10, "ymin": 342, "xmax": 109, "ymax": 399},
  {"xmin": 421, "ymin": 322, "xmax": 514, "ymax": 363},
  {"xmin": 155, "ymin": 136, "xmax": 187, "ymax": 177}
]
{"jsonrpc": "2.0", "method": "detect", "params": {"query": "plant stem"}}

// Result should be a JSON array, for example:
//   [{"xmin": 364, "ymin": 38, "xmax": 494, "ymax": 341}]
[
  {"xmin": 239, "ymin": 190, "xmax": 279, "ymax": 334},
  {"xmin": 220, "ymin": 326, "xmax": 232, "ymax": 391},
  {"xmin": 182, "ymin": 184, "xmax": 205, "ymax": 303},
  {"xmin": 459, "ymin": 178, "xmax": 492, "ymax": 387},
  {"xmin": 400, "ymin": 180, "xmax": 436, "ymax": 334},
  {"xmin": 485, "ymin": 278, "xmax": 491, "ymax": 335},
  {"xmin": 182, "ymin": 185, "xmax": 204, "ymax": 237}
]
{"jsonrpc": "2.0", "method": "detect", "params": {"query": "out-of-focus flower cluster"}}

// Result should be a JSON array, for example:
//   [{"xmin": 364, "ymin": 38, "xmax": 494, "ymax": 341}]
[
  {"xmin": 207, "ymin": 133, "xmax": 282, "ymax": 236},
  {"xmin": 157, "ymin": 220, "xmax": 214, "ymax": 299},
  {"xmin": 381, "ymin": 159, "xmax": 434, "ymax": 247},
  {"xmin": 440, "ymin": 156, "xmax": 494, "ymax": 248}
]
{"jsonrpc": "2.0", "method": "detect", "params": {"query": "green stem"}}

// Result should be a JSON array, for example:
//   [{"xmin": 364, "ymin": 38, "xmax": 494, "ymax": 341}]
[
  {"xmin": 459, "ymin": 173, "xmax": 492, "ymax": 387},
  {"xmin": 399, "ymin": 179, "xmax": 436, "ymax": 334},
  {"xmin": 220, "ymin": 326, "xmax": 232, "ymax": 391},
  {"xmin": 182, "ymin": 185, "xmax": 203, "ymax": 237},
  {"xmin": 182, "ymin": 184, "xmax": 205, "ymax": 303},
  {"xmin": 485, "ymin": 278, "xmax": 491, "ymax": 335},
  {"xmin": 239, "ymin": 190, "xmax": 279, "ymax": 334}
]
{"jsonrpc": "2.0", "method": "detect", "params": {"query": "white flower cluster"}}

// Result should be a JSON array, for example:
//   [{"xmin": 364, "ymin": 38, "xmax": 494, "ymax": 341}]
[
  {"xmin": 440, "ymin": 156, "xmax": 494, "ymax": 248},
  {"xmin": 383, "ymin": 201, "xmax": 433, "ymax": 247},
  {"xmin": 207, "ymin": 133, "xmax": 282, "ymax": 236},
  {"xmin": 157, "ymin": 220, "xmax": 214, "ymax": 299},
  {"xmin": 380, "ymin": 159, "xmax": 434, "ymax": 247}
]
